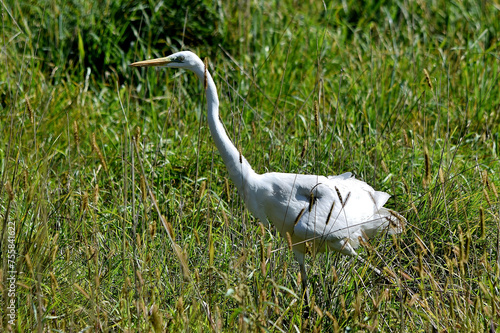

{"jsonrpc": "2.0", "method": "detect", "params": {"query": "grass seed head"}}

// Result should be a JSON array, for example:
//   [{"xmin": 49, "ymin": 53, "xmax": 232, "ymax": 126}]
[
  {"xmin": 140, "ymin": 175, "xmax": 147, "ymax": 202},
  {"xmin": 50, "ymin": 271, "xmax": 59, "ymax": 291},
  {"xmin": 25, "ymin": 96, "xmax": 34, "ymax": 123},
  {"xmin": 52, "ymin": 232, "xmax": 59, "ymax": 245},
  {"xmin": 282, "ymin": 261, "xmax": 288, "ymax": 280},
  {"xmin": 381, "ymin": 159, "xmax": 389, "ymax": 173},
  {"xmin": 415, "ymin": 236, "xmax": 427, "ymax": 255},
  {"xmin": 491, "ymin": 182, "xmax": 498, "ymax": 199},
  {"xmin": 179, "ymin": 249, "xmax": 191, "ymax": 281},
  {"xmin": 403, "ymin": 131, "xmax": 410, "ymax": 147},
  {"xmin": 481, "ymin": 169, "xmax": 488, "ymax": 186},
  {"xmin": 259, "ymin": 222, "xmax": 265, "ymax": 236},
  {"xmin": 439, "ymin": 167, "xmax": 445, "ymax": 184},
  {"xmin": 125, "ymin": 276, "xmax": 131, "ymax": 289},
  {"xmin": 483, "ymin": 188, "xmax": 491, "ymax": 206},
  {"xmin": 423, "ymin": 146, "xmax": 431, "ymax": 188},
  {"xmin": 192, "ymin": 228, "xmax": 200, "ymax": 245},
  {"xmin": 221, "ymin": 208, "xmax": 229, "ymax": 227},
  {"xmin": 383, "ymin": 266, "xmax": 397, "ymax": 278},
  {"xmin": 149, "ymin": 220, "xmax": 157, "ymax": 238},
  {"xmin": 286, "ymin": 232, "xmax": 292, "ymax": 251},
  {"xmin": 80, "ymin": 191, "xmax": 88, "ymax": 213},
  {"xmin": 194, "ymin": 268, "xmax": 200, "ymax": 283},
  {"xmin": 423, "ymin": 68, "xmax": 433, "ymax": 89},
  {"xmin": 25, "ymin": 254, "xmax": 33, "ymax": 275},
  {"xmin": 74, "ymin": 283, "xmax": 90, "ymax": 299},
  {"xmin": 402, "ymin": 177, "xmax": 409, "ymax": 193},
  {"xmin": 209, "ymin": 237, "xmax": 214, "ymax": 267},
  {"xmin": 22, "ymin": 169, "xmax": 29, "ymax": 191},
  {"xmin": 407, "ymin": 293, "xmax": 420, "ymax": 307},
  {"xmin": 331, "ymin": 266, "xmax": 338, "ymax": 283},
  {"xmin": 325, "ymin": 311, "xmax": 339, "ymax": 331},
  {"xmin": 340, "ymin": 294, "xmax": 347, "ymax": 319},
  {"xmin": 479, "ymin": 207, "xmax": 485, "ymax": 239},
  {"xmin": 149, "ymin": 303, "xmax": 163, "ymax": 333},
  {"xmin": 411, "ymin": 202, "xmax": 418, "ymax": 216},
  {"xmin": 134, "ymin": 126, "xmax": 141, "ymax": 145},
  {"xmin": 5, "ymin": 181, "xmax": 14, "ymax": 201},
  {"xmin": 93, "ymin": 184, "xmax": 99, "ymax": 206},
  {"xmin": 51, "ymin": 245, "xmax": 59, "ymax": 263},
  {"xmin": 136, "ymin": 233, "xmax": 142, "ymax": 248},
  {"xmin": 314, "ymin": 100, "xmax": 320, "ymax": 130},
  {"xmin": 294, "ymin": 208, "xmax": 305, "ymax": 226},
  {"xmin": 314, "ymin": 305, "xmax": 323, "ymax": 318},
  {"xmin": 136, "ymin": 269, "xmax": 144, "ymax": 287},
  {"xmin": 198, "ymin": 180, "xmax": 206, "ymax": 199},
  {"xmin": 301, "ymin": 139, "xmax": 308, "ymax": 160},
  {"xmin": 91, "ymin": 132, "xmax": 108, "ymax": 172},
  {"xmin": 138, "ymin": 298, "xmax": 147, "ymax": 318},
  {"xmin": 391, "ymin": 233, "xmax": 399, "ymax": 249},
  {"xmin": 417, "ymin": 250, "xmax": 424, "ymax": 277},
  {"xmin": 166, "ymin": 220, "xmax": 175, "ymax": 239}
]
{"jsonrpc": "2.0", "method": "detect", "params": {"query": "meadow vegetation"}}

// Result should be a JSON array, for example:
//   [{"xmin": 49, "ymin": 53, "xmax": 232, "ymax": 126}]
[{"xmin": 1, "ymin": 0, "xmax": 500, "ymax": 331}]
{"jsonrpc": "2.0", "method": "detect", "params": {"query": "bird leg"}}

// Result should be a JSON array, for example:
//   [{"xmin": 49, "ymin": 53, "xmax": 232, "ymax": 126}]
[
  {"xmin": 355, "ymin": 254, "xmax": 381, "ymax": 275},
  {"xmin": 299, "ymin": 262, "xmax": 310, "ymax": 320},
  {"xmin": 341, "ymin": 240, "xmax": 393, "ymax": 283}
]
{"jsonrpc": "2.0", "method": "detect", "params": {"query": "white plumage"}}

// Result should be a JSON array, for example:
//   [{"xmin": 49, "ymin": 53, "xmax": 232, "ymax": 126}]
[{"xmin": 244, "ymin": 171, "xmax": 404, "ymax": 266}]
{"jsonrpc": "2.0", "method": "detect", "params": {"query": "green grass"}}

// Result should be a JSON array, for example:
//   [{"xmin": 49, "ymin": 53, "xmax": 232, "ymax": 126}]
[{"xmin": 1, "ymin": 0, "xmax": 500, "ymax": 331}]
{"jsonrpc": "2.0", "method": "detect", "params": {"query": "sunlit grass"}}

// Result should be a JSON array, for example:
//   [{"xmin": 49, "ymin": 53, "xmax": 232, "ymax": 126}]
[{"xmin": 1, "ymin": 0, "xmax": 499, "ymax": 331}]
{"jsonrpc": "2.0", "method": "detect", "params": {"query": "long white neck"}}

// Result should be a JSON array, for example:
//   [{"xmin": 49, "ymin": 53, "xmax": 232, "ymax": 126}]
[{"xmin": 191, "ymin": 61, "xmax": 256, "ymax": 193}]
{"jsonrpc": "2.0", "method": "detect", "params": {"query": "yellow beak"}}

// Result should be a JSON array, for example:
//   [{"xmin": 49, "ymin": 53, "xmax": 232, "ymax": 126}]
[{"xmin": 129, "ymin": 57, "xmax": 172, "ymax": 67}]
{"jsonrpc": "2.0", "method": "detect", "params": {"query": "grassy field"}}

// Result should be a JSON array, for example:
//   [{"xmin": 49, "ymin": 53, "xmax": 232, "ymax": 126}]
[{"xmin": 1, "ymin": 0, "xmax": 500, "ymax": 331}]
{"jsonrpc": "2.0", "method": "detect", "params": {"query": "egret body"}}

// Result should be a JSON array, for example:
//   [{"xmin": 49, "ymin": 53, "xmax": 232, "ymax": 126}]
[{"xmin": 131, "ymin": 51, "xmax": 405, "ymax": 305}]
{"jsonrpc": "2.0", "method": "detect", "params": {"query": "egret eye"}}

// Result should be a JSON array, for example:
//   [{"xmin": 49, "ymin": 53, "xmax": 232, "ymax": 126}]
[{"xmin": 176, "ymin": 55, "xmax": 185, "ymax": 62}]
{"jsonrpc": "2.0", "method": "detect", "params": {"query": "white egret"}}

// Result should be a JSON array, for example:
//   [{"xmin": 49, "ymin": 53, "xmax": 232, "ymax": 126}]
[{"xmin": 131, "ymin": 51, "xmax": 405, "ymax": 308}]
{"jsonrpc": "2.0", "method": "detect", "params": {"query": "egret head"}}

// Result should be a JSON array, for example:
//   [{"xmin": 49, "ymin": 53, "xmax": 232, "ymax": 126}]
[{"xmin": 130, "ymin": 51, "xmax": 202, "ymax": 70}]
